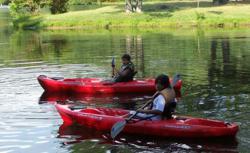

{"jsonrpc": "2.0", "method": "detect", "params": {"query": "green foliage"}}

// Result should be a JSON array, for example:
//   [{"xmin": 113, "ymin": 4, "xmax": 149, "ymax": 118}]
[
  {"xmin": 50, "ymin": 0, "xmax": 69, "ymax": 14},
  {"xmin": 12, "ymin": 15, "xmax": 42, "ymax": 29},
  {"xmin": 195, "ymin": 11, "xmax": 206, "ymax": 21},
  {"xmin": 10, "ymin": 0, "xmax": 47, "ymax": 17},
  {"xmin": 213, "ymin": 0, "xmax": 229, "ymax": 5},
  {"xmin": 0, "ymin": 0, "xmax": 11, "ymax": 5},
  {"xmin": 9, "ymin": 0, "xmax": 70, "ymax": 18}
]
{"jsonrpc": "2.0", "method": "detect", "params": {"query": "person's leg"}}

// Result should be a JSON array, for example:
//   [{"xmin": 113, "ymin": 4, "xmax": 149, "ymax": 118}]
[
  {"xmin": 126, "ymin": 111, "xmax": 155, "ymax": 119},
  {"xmin": 135, "ymin": 113, "xmax": 154, "ymax": 119},
  {"xmin": 121, "ymin": 111, "xmax": 151, "ymax": 118}
]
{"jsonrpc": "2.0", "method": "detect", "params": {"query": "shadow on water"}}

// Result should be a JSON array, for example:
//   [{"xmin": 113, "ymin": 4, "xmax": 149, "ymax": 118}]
[{"xmin": 58, "ymin": 123, "xmax": 238, "ymax": 153}]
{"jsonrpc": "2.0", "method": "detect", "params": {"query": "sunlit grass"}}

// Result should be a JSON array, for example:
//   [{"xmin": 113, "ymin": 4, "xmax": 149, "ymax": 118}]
[{"xmin": 14, "ymin": 1, "xmax": 250, "ymax": 29}]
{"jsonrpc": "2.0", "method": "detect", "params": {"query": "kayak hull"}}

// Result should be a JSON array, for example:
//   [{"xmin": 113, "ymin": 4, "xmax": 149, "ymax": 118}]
[
  {"xmin": 37, "ymin": 75, "xmax": 182, "ymax": 95},
  {"xmin": 55, "ymin": 104, "xmax": 238, "ymax": 138}
]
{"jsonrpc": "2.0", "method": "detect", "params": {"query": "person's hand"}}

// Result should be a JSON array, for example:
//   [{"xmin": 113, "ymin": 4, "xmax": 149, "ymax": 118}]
[
  {"xmin": 114, "ymin": 68, "xmax": 119, "ymax": 73},
  {"xmin": 129, "ymin": 110, "xmax": 136, "ymax": 115}
]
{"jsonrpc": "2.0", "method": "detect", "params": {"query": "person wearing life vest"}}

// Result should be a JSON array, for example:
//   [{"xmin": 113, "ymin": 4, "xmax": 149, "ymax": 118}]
[
  {"xmin": 112, "ymin": 54, "xmax": 135, "ymax": 82},
  {"xmin": 129, "ymin": 74, "xmax": 176, "ymax": 120}
]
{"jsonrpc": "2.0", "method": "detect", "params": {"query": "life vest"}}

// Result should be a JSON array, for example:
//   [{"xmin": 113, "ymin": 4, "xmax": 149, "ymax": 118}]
[
  {"xmin": 160, "ymin": 88, "xmax": 176, "ymax": 119},
  {"xmin": 114, "ymin": 62, "xmax": 135, "ymax": 82},
  {"xmin": 149, "ymin": 88, "xmax": 176, "ymax": 119}
]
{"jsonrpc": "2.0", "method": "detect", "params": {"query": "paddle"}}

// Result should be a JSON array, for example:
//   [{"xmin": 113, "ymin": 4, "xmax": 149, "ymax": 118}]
[
  {"xmin": 110, "ymin": 91, "xmax": 159, "ymax": 139},
  {"xmin": 171, "ymin": 74, "xmax": 181, "ymax": 87},
  {"xmin": 111, "ymin": 57, "xmax": 115, "ymax": 78},
  {"xmin": 110, "ymin": 74, "xmax": 181, "ymax": 139}
]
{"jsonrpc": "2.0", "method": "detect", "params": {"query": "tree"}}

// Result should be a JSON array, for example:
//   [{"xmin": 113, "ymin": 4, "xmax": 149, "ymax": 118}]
[
  {"xmin": 50, "ymin": 0, "xmax": 69, "ymax": 14},
  {"xmin": 0, "ymin": 0, "xmax": 11, "ymax": 5},
  {"xmin": 10, "ymin": 0, "xmax": 47, "ymax": 17},
  {"xmin": 125, "ymin": 0, "xmax": 142, "ymax": 13},
  {"xmin": 135, "ymin": 0, "xmax": 142, "ymax": 13}
]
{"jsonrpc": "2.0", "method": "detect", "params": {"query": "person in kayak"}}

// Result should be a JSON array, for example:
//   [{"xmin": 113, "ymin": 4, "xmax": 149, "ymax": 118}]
[
  {"xmin": 112, "ymin": 54, "xmax": 136, "ymax": 82},
  {"xmin": 128, "ymin": 74, "xmax": 176, "ymax": 120}
]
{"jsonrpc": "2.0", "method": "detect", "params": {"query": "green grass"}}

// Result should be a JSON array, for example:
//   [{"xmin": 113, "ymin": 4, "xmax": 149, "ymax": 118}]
[{"xmin": 14, "ymin": 1, "xmax": 250, "ymax": 29}]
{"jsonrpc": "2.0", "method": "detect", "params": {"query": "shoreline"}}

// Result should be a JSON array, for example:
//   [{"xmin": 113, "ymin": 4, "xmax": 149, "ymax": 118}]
[
  {"xmin": 42, "ymin": 23, "xmax": 250, "ymax": 30},
  {"xmin": 18, "ymin": 19, "xmax": 250, "ymax": 30},
  {"xmin": 10, "ymin": 2, "xmax": 250, "ymax": 30}
]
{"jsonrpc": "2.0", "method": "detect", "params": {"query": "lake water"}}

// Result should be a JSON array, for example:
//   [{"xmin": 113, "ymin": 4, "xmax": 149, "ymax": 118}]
[{"xmin": 0, "ymin": 9, "xmax": 250, "ymax": 153}]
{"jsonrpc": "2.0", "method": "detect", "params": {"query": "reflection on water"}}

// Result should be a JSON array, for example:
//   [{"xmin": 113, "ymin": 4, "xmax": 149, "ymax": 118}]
[
  {"xmin": 1, "ymin": 9, "xmax": 250, "ymax": 153},
  {"xmin": 59, "ymin": 123, "xmax": 238, "ymax": 153}
]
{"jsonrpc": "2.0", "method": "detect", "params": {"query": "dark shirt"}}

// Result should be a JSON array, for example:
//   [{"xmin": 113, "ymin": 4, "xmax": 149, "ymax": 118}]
[{"xmin": 113, "ymin": 62, "xmax": 135, "ymax": 82}]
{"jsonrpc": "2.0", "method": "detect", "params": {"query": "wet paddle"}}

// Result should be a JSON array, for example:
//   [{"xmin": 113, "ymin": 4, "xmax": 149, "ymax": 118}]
[
  {"xmin": 111, "ymin": 74, "xmax": 181, "ymax": 139},
  {"xmin": 110, "ymin": 92, "xmax": 159, "ymax": 139},
  {"xmin": 171, "ymin": 74, "xmax": 181, "ymax": 87},
  {"xmin": 111, "ymin": 57, "xmax": 115, "ymax": 78}
]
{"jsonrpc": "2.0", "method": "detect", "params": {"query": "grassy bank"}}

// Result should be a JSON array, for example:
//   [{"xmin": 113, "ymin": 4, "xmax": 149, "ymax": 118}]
[{"xmin": 14, "ymin": 1, "xmax": 250, "ymax": 29}]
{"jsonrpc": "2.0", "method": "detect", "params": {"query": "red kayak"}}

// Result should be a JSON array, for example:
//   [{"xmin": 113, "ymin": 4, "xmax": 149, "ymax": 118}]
[
  {"xmin": 37, "ymin": 75, "xmax": 182, "ymax": 95},
  {"xmin": 55, "ymin": 104, "xmax": 238, "ymax": 138}
]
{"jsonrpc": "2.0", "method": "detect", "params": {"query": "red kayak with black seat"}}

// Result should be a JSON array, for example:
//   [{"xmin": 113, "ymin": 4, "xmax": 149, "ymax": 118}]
[
  {"xmin": 37, "ymin": 75, "xmax": 182, "ymax": 95},
  {"xmin": 55, "ymin": 104, "xmax": 238, "ymax": 138}
]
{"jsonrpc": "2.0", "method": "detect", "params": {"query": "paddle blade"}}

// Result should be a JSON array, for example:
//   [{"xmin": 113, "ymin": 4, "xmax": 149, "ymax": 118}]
[
  {"xmin": 111, "ymin": 121, "xmax": 126, "ymax": 139},
  {"xmin": 171, "ymin": 74, "xmax": 181, "ymax": 87},
  {"xmin": 111, "ymin": 57, "xmax": 115, "ymax": 67}
]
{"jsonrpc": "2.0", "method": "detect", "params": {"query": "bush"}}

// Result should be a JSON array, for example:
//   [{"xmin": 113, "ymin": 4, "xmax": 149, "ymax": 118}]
[
  {"xmin": 195, "ymin": 12, "xmax": 206, "ymax": 21},
  {"xmin": 50, "ymin": 0, "xmax": 69, "ymax": 14},
  {"xmin": 10, "ymin": 0, "xmax": 47, "ymax": 17},
  {"xmin": 213, "ymin": 0, "xmax": 229, "ymax": 5},
  {"xmin": 0, "ymin": 0, "xmax": 11, "ymax": 5}
]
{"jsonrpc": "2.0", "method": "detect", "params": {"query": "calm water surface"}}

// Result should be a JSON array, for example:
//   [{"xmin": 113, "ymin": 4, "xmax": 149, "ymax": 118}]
[{"xmin": 0, "ymin": 9, "xmax": 250, "ymax": 153}]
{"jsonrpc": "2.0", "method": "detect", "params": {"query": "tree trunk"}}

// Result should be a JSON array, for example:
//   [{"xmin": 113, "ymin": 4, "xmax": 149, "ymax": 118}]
[
  {"xmin": 97, "ymin": 0, "xmax": 102, "ymax": 6},
  {"xmin": 135, "ymin": 0, "xmax": 142, "ymax": 13},
  {"xmin": 125, "ymin": 0, "xmax": 142, "ymax": 13},
  {"xmin": 125, "ymin": 0, "xmax": 133, "ymax": 13}
]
